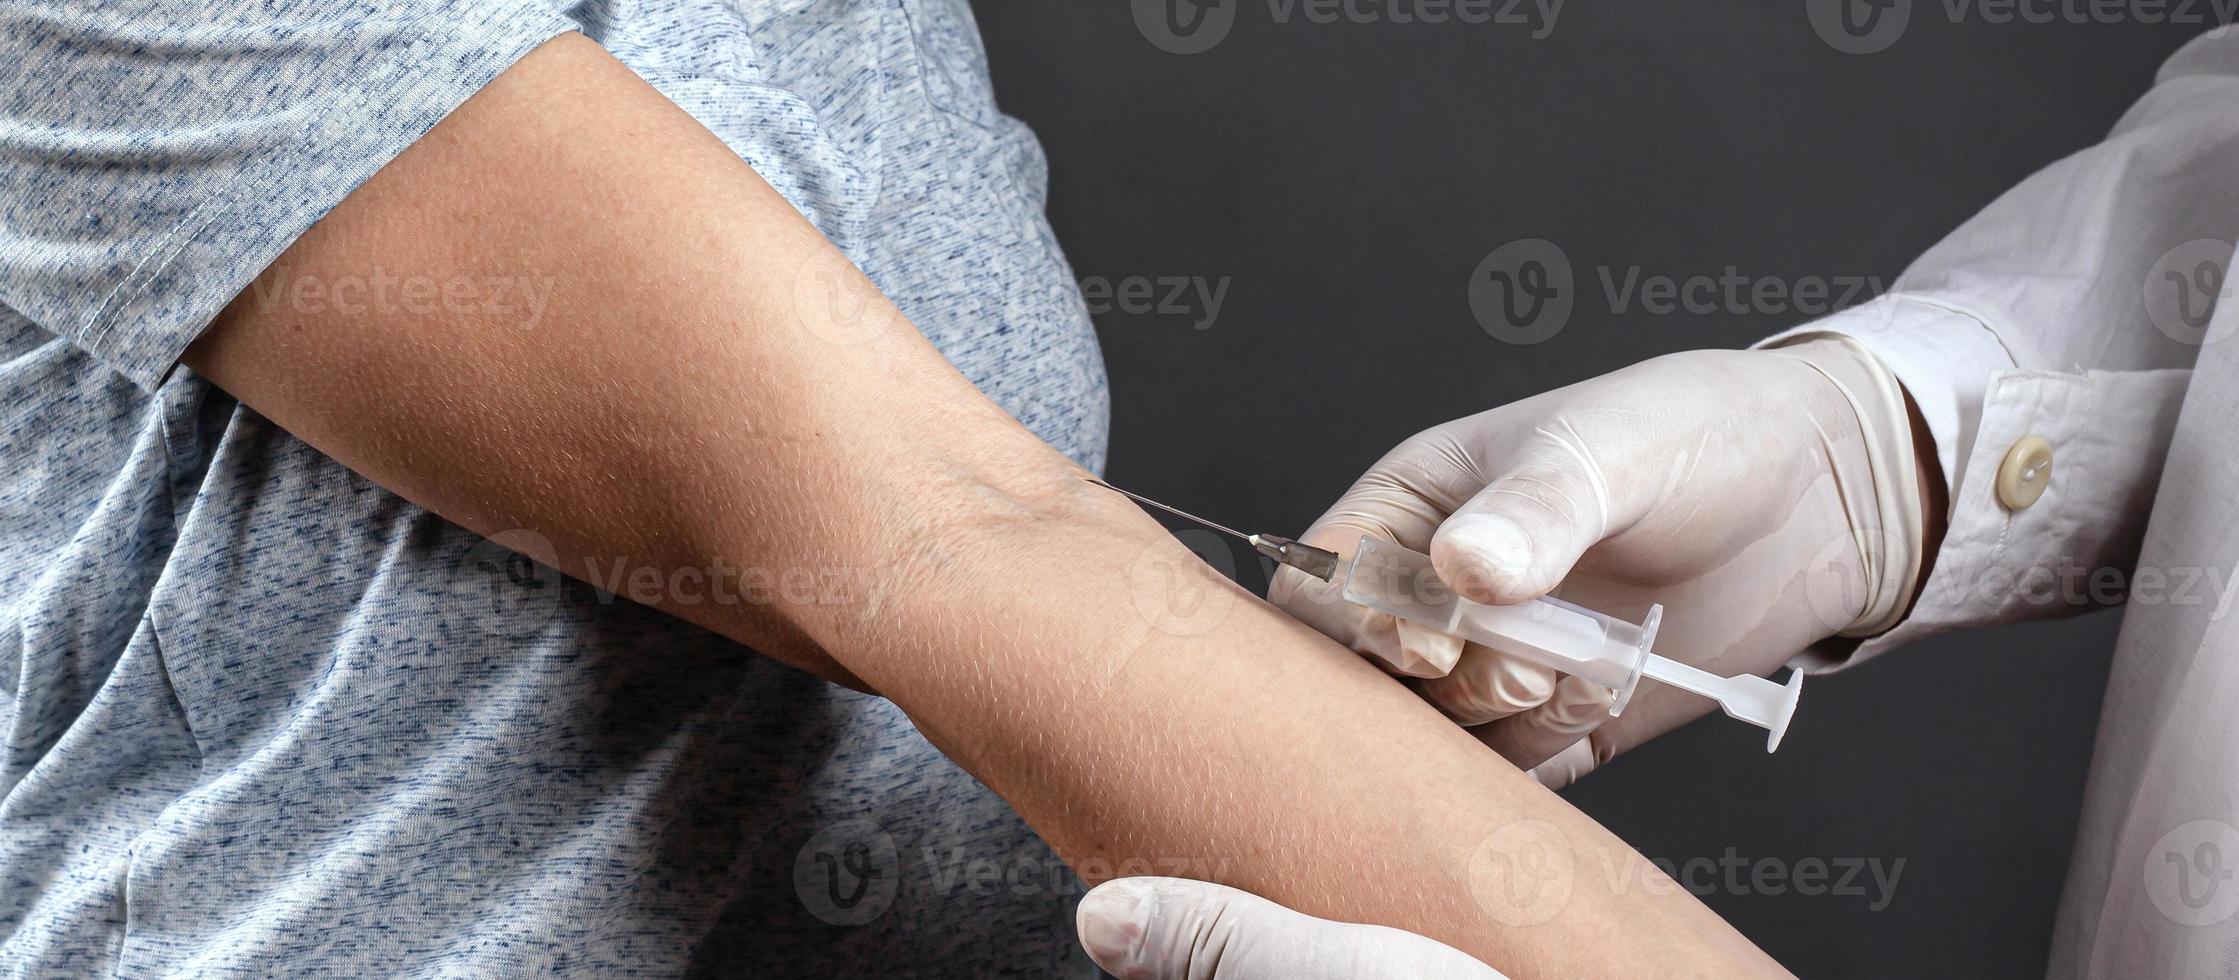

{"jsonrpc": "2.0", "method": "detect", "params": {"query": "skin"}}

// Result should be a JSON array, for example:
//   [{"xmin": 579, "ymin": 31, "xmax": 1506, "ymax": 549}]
[{"xmin": 185, "ymin": 33, "xmax": 1789, "ymax": 977}]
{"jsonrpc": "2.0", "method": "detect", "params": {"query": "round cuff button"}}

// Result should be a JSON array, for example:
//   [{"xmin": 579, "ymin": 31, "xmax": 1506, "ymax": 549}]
[{"xmin": 1996, "ymin": 435, "xmax": 2054, "ymax": 511}]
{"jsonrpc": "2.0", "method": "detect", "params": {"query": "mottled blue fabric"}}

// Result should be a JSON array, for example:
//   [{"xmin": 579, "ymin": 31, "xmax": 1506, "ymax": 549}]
[{"xmin": 0, "ymin": 0, "xmax": 1109, "ymax": 976}]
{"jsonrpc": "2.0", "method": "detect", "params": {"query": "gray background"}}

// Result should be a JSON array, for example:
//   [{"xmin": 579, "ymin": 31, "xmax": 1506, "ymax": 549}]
[{"xmin": 972, "ymin": 3, "xmax": 2205, "ymax": 977}]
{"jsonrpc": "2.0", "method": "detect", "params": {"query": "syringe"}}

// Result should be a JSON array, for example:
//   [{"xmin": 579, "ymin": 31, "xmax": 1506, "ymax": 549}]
[
  {"xmin": 1341, "ymin": 535, "xmax": 1801, "ymax": 752},
  {"xmin": 1089, "ymin": 478, "xmax": 1803, "ymax": 751}
]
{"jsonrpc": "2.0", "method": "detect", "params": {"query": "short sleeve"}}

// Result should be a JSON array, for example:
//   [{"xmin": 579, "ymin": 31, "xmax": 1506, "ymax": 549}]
[{"xmin": 0, "ymin": 1, "xmax": 580, "ymax": 391}]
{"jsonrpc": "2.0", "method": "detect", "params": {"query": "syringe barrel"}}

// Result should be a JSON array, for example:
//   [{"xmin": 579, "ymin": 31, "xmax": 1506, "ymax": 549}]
[{"xmin": 1339, "ymin": 536, "xmax": 1656, "ymax": 714}]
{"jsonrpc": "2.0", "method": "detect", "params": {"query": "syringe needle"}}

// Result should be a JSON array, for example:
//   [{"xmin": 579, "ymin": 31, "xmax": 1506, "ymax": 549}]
[
  {"xmin": 1082, "ymin": 477, "xmax": 1342, "ymax": 581},
  {"xmin": 1083, "ymin": 477, "xmax": 1252, "ymax": 541}
]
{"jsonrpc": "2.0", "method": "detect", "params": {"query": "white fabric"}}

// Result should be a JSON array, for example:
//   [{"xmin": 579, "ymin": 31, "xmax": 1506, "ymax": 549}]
[
  {"xmin": 1766, "ymin": 302, "xmax": 2190, "ymax": 672},
  {"xmin": 1760, "ymin": 26, "xmax": 2239, "ymax": 976}
]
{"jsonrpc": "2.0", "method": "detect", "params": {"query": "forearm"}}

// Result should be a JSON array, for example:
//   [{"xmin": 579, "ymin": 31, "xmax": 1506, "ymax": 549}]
[
  {"xmin": 187, "ymin": 34, "xmax": 1779, "ymax": 976},
  {"xmin": 833, "ymin": 476, "xmax": 1781, "ymax": 975}
]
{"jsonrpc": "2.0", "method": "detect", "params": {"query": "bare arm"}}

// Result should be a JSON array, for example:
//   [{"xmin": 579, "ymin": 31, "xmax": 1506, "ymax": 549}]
[{"xmin": 186, "ymin": 34, "xmax": 1782, "ymax": 977}]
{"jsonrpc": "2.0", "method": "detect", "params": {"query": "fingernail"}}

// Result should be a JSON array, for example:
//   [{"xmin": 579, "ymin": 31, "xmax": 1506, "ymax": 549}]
[
  {"xmin": 1076, "ymin": 878, "xmax": 1151, "ymax": 968},
  {"xmin": 1438, "ymin": 514, "xmax": 1535, "ymax": 599}
]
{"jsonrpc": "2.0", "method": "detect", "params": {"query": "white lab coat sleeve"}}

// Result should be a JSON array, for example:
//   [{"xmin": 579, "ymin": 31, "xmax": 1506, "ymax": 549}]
[{"xmin": 1755, "ymin": 27, "xmax": 2239, "ymax": 668}]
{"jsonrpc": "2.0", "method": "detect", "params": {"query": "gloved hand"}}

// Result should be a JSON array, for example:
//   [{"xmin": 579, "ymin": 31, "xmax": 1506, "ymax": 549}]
[
  {"xmin": 1075, "ymin": 876, "xmax": 1506, "ymax": 979},
  {"xmin": 1271, "ymin": 338, "xmax": 1927, "ymax": 785}
]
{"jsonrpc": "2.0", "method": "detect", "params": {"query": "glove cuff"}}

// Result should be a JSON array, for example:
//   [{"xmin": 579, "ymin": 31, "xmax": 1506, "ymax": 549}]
[{"xmin": 1767, "ymin": 334, "xmax": 1926, "ymax": 637}]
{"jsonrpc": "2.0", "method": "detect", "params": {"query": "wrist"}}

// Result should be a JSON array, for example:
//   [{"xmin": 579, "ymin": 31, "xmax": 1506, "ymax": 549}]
[{"xmin": 1765, "ymin": 335, "xmax": 1927, "ymax": 637}]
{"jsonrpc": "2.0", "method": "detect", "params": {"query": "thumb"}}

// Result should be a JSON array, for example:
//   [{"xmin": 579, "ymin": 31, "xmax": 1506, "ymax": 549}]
[
  {"xmin": 1430, "ymin": 424, "xmax": 1622, "ymax": 606},
  {"xmin": 1076, "ymin": 877, "xmax": 1506, "ymax": 980}
]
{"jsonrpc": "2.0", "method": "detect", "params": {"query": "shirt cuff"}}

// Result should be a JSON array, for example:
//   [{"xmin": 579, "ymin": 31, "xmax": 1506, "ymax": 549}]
[
  {"xmin": 1759, "ymin": 294, "xmax": 2015, "ymax": 493},
  {"xmin": 1758, "ymin": 297, "xmax": 2190, "ymax": 669}
]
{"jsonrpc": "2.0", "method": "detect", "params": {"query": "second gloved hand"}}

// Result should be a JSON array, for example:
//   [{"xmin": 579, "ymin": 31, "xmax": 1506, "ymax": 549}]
[
  {"xmin": 1271, "ymin": 338, "xmax": 1925, "ymax": 784},
  {"xmin": 1076, "ymin": 876, "xmax": 1506, "ymax": 980}
]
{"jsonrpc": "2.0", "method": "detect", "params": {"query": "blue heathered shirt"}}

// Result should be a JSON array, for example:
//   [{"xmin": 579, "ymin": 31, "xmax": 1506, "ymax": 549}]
[{"xmin": 0, "ymin": 0, "xmax": 1110, "ymax": 975}]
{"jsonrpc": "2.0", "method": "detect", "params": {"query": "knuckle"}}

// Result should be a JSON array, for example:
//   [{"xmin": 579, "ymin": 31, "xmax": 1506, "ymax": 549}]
[
  {"xmin": 1394, "ymin": 621, "xmax": 1465, "ymax": 677},
  {"xmin": 1423, "ymin": 674, "xmax": 1497, "ymax": 722},
  {"xmin": 1535, "ymin": 676, "xmax": 1614, "ymax": 733},
  {"xmin": 1431, "ymin": 652, "xmax": 1554, "ymax": 720},
  {"xmin": 1488, "ymin": 656, "xmax": 1558, "ymax": 709}
]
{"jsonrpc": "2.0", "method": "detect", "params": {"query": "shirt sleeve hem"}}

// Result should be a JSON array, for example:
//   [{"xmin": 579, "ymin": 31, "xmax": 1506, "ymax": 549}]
[
  {"xmin": 1795, "ymin": 365, "xmax": 2190, "ymax": 672},
  {"xmin": 1757, "ymin": 294, "xmax": 2019, "ymax": 500},
  {"xmin": 73, "ymin": 8, "xmax": 581, "ymax": 393}
]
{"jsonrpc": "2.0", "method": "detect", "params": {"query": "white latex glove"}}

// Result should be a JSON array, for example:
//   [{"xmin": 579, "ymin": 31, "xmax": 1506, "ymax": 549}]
[
  {"xmin": 1271, "ymin": 338, "xmax": 1925, "ymax": 786},
  {"xmin": 1075, "ymin": 876, "xmax": 1506, "ymax": 980}
]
